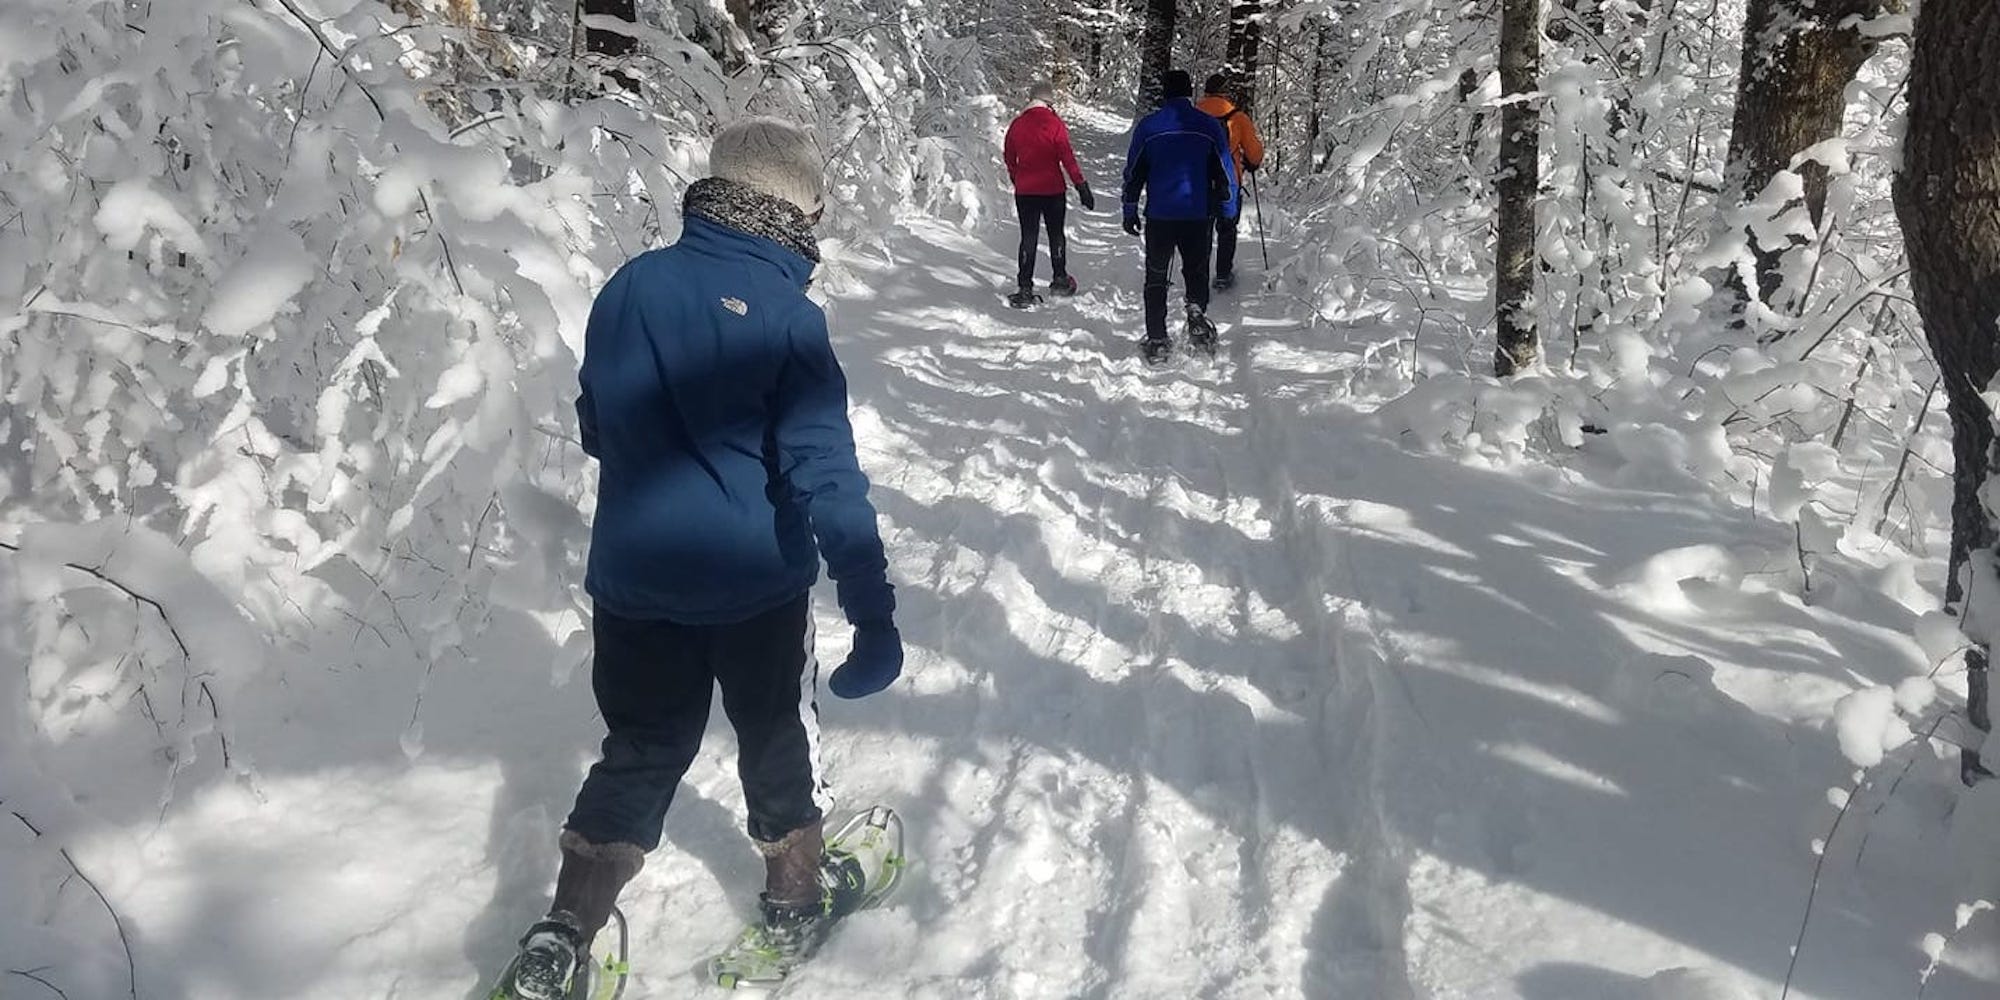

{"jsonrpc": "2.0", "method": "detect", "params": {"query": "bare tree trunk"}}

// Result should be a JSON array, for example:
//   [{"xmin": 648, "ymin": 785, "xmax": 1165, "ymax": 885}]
[
  {"xmin": 1495, "ymin": 0, "xmax": 1543, "ymax": 376},
  {"xmin": 1225, "ymin": 0, "xmax": 1264, "ymax": 109},
  {"xmin": 1136, "ymin": 0, "xmax": 1177, "ymax": 109},
  {"xmin": 1725, "ymin": 0, "xmax": 1899, "ymax": 313},
  {"xmin": 582, "ymin": 0, "xmax": 637, "ymax": 59},
  {"xmin": 581, "ymin": 0, "xmax": 639, "ymax": 91},
  {"xmin": 1306, "ymin": 22, "xmax": 1331, "ymax": 165},
  {"xmin": 1893, "ymin": 0, "xmax": 2000, "ymax": 783}
]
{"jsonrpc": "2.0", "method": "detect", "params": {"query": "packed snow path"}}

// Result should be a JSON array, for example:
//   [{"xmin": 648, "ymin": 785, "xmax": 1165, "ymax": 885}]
[{"xmin": 75, "ymin": 119, "xmax": 1996, "ymax": 999}]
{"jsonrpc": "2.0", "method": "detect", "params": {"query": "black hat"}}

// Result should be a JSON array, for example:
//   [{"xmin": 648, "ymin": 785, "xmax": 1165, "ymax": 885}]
[
  {"xmin": 1204, "ymin": 73, "xmax": 1229, "ymax": 96},
  {"xmin": 1162, "ymin": 69, "xmax": 1194, "ymax": 99}
]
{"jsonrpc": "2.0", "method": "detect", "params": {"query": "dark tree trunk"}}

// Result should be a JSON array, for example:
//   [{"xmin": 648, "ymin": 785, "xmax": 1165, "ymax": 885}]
[
  {"xmin": 1495, "ymin": 0, "xmax": 1542, "ymax": 376},
  {"xmin": 582, "ymin": 0, "xmax": 637, "ymax": 59},
  {"xmin": 1893, "ymin": 0, "xmax": 2000, "ymax": 783},
  {"xmin": 1225, "ymin": 0, "xmax": 1264, "ymax": 110},
  {"xmin": 1136, "ymin": 0, "xmax": 1176, "ymax": 109},
  {"xmin": 1726, "ymin": 0, "xmax": 1899, "ymax": 312},
  {"xmin": 581, "ymin": 0, "xmax": 639, "ymax": 91},
  {"xmin": 1306, "ymin": 23, "xmax": 1330, "ymax": 164}
]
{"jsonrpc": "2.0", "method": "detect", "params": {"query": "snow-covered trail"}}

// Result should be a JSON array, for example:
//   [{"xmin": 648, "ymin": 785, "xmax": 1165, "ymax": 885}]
[{"xmin": 71, "ymin": 116, "xmax": 1999, "ymax": 1000}]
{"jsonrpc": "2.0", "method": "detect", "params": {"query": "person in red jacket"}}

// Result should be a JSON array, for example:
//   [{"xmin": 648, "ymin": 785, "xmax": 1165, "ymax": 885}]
[{"xmin": 1003, "ymin": 82, "xmax": 1094, "ymax": 306}]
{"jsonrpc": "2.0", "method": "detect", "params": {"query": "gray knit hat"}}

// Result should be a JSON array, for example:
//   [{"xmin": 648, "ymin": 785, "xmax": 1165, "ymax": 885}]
[{"xmin": 708, "ymin": 117, "xmax": 826, "ymax": 215}]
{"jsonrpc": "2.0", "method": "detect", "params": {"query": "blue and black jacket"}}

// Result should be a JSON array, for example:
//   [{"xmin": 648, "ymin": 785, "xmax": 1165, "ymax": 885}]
[
  {"xmin": 576, "ymin": 216, "xmax": 893, "ymax": 629},
  {"xmin": 1121, "ymin": 98, "xmax": 1239, "ymax": 221}
]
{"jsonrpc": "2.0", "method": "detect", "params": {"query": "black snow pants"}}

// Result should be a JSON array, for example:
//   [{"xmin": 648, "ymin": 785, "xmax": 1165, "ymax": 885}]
[
  {"xmin": 564, "ymin": 595, "xmax": 824, "ymax": 850},
  {"xmin": 1143, "ymin": 218, "xmax": 1214, "ymax": 344},
  {"xmin": 1015, "ymin": 193, "xmax": 1069, "ymax": 289}
]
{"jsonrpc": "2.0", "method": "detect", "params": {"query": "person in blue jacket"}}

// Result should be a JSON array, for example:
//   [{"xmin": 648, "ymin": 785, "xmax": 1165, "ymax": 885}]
[
  {"xmin": 498, "ymin": 117, "xmax": 904, "ymax": 1000},
  {"xmin": 1122, "ymin": 68, "xmax": 1239, "ymax": 362}
]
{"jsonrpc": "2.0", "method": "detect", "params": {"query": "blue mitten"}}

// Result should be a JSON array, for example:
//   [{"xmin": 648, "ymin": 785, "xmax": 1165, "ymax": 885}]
[{"xmin": 829, "ymin": 623, "xmax": 903, "ymax": 699}]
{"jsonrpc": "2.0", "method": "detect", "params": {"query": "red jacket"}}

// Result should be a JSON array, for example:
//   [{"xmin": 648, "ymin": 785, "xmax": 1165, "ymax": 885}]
[{"xmin": 1004, "ymin": 104, "xmax": 1085, "ymax": 197}]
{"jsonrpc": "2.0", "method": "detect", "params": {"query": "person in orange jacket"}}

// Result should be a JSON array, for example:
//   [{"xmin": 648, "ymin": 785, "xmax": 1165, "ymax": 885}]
[{"xmin": 1196, "ymin": 74, "xmax": 1264, "ymax": 290}]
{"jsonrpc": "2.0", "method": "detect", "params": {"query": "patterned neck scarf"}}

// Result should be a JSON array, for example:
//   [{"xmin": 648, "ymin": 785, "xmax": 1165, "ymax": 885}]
[{"xmin": 683, "ymin": 177, "xmax": 821, "ymax": 265}]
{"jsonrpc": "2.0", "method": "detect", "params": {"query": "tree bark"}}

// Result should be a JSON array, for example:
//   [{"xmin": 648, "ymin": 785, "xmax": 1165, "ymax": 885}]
[
  {"xmin": 1136, "ymin": 0, "xmax": 1176, "ymax": 109},
  {"xmin": 1893, "ymin": 0, "xmax": 2000, "ymax": 782},
  {"xmin": 1225, "ymin": 0, "xmax": 1264, "ymax": 110},
  {"xmin": 1726, "ymin": 0, "xmax": 1899, "ymax": 311},
  {"xmin": 1495, "ymin": 0, "xmax": 1543, "ymax": 376},
  {"xmin": 1306, "ymin": 22, "xmax": 1331, "ymax": 164},
  {"xmin": 580, "ymin": 0, "xmax": 639, "ymax": 92},
  {"xmin": 582, "ymin": 0, "xmax": 637, "ymax": 59}
]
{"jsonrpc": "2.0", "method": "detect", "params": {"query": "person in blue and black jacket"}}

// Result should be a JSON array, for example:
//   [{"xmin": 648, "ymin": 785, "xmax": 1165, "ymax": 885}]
[
  {"xmin": 1122, "ymin": 68, "xmax": 1239, "ymax": 363},
  {"xmin": 495, "ymin": 117, "xmax": 904, "ymax": 1000}
]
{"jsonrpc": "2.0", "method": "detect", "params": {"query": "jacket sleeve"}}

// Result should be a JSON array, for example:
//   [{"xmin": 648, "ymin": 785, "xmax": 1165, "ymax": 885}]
[
  {"xmin": 1003, "ymin": 119, "xmax": 1020, "ymax": 178},
  {"xmin": 1056, "ymin": 118, "xmax": 1086, "ymax": 188},
  {"xmin": 1238, "ymin": 114, "xmax": 1266, "ymax": 171},
  {"xmin": 577, "ymin": 269, "xmax": 628, "ymax": 459},
  {"xmin": 1121, "ymin": 124, "xmax": 1149, "ymax": 213},
  {"xmin": 773, "ymin": 303, "xmax": 895, "ymax": 627}
]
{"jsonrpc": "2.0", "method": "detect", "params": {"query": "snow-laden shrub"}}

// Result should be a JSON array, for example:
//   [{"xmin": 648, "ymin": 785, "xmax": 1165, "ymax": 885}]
[{"xmin": 0, "ymin": 0, "xmax": 1000, "ymax": 990}]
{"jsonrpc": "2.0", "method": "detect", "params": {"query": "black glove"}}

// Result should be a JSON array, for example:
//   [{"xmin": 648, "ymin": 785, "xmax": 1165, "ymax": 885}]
[
  {"xmin": 1076, "ymin": 182, "xmax": 1096, "ymax": 211},
  {"xmin": 1123, "ymin": 212, "xmax": 1142, "ymax": 237},
  {"xmin": 1245, "ymin": 161, "xmax": 1261, "ymax": 175}
]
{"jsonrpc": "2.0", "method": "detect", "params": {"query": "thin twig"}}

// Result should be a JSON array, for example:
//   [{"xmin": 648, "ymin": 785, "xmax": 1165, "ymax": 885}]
[
  {"xmin": 263, "ymin": 0, "xmax": 465, "ymax": 296},
  {"xmin": 6, "ymin": 969, "xmax": 68, "ymax": 999},
  {"xmin": 0, "ymin": 540, "xmax": 229, "ymax": 767},
  {"xmin": 1875, "ymin": 378, "xmax": 1941, "ymax": 535},
  {"xmin": 1781, "ymin": 772, "xmax": 1864, "ymax": 999},
  {"xmin": 59, "ymin": 846, "xmax": 136, "ymax": 999},
  {"xmin": 4, "ymin": 805, "xmax": 136, "ymax": 999}
]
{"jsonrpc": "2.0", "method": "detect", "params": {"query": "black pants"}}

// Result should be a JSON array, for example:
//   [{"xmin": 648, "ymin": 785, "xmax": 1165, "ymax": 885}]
[
  {"xmin": 1143, "ymin": 218, "xmax": 1213, "ymax": 343},
  {"xmin": 1214, "ymin": 212, "xmax": 1240, "ymax": 279},
  {"xmin": 565, "ymin": 596, "xmax": 823, "ymax": 850},
  {"xmin": 1015, "ymin": 194, "xmax": 1068, "ymax": 289}
]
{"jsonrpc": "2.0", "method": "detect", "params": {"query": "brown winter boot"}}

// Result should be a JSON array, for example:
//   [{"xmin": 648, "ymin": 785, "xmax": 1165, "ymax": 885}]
[
  {"xmin": 552, "ymin": 830, "xmax": 646, "ymax": 941},
  {"xmin": 505, "ymin": 832, "xmax": 644, "ymax": 1000},
  {"xmin": 752, "ymin": 821, "xmax": 868, "ymax": 967},
  {"xmin": 757, "ymin": 822, "xmax": 827, "ymax": 908}
]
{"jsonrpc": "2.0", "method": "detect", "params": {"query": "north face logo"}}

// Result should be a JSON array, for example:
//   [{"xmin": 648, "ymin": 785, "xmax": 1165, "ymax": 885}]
[{"xmin": 721, "ymin": 297, "xmax": 748, "ymax": 316}]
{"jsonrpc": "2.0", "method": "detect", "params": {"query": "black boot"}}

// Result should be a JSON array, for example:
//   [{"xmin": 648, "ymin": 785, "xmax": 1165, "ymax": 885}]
[
  {"xmin": 507, "ymin": 916, "xmax": 586, "ymax": 1000},
  {"xmin": 505, "ymin": 832, "xmax": 644, "ymax": 999},
  {"xmin": 1186, "ymin": 303, "xmax": 1218, "ymax": 353}
]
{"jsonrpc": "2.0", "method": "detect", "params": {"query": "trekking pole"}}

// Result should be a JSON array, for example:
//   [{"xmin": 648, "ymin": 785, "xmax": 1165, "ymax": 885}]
[{"xmin": 1250, "ymin": 170, "xmax": 1270, "ymax": 270}]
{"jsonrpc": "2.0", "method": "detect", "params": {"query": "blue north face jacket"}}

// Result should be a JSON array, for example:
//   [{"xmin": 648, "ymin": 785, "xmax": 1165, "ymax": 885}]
[
  {"xmin": 1121, "ymin": 97, "xmax": 1239, "ymax": 221},
  {"xmin": 576, "ymin": 215, "xmax": 894, "ymax": 628}
]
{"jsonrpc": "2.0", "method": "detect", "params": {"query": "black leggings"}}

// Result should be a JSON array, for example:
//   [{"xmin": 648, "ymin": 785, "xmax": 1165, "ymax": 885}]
[{"xmin": 1015, "ymin": 194, "xmax": 1068, "ymax": 288}]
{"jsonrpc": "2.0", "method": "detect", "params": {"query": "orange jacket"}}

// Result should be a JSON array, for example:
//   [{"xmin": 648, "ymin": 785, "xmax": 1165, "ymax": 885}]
[{"xmin": 1196, "ymin": 96, "xmax": 1264, "ymax": 175}]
